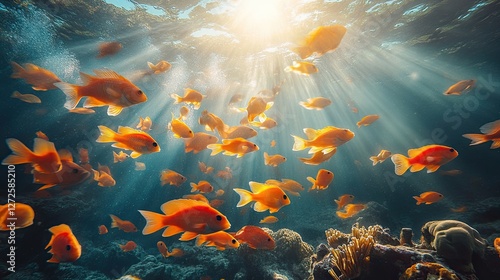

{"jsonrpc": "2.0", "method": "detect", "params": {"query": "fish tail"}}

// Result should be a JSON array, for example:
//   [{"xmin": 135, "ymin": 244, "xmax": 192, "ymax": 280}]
[
  {"xmin": 263, "ymin": 152, "xmax": 269, "ymax": 165},
  {"xmin": 170, "ymin": 93, "xmax": 182, "ymax": 104},
  {"xmin": 10, "ymin": 62, "xmax": 25, "ymax": 79},
  {"xmin": 462, "ymin": 133, "xmax": 488, "ymax": 146},
  {"xmin": 306, "ymin": 176, "xmax": 316, "ymax": 191},
  {"xmin": 413, "ymin": 196, "xmax": 423, "ymax": 205},
  {"xmin": 195, "ymin": 234, "xmax": 208, "ymax": 247},
  {"xmin": 369, "ymin": 156, "xmax": 378, "ymax": 166},
  {"xmin": 391, "ymin": 154, "xmax": 410, "ymax": 176},
  {"xmin": 112, "ymin": 151, "xmax": 119, "ymax": 163},
  {"xmin": 336, "ymin": 211, "xmax": 348, "ymax": 219},
  {"xmin": 2, "ymin": 138, "xmax": 34, "ymax": 166},
  {"xmin": 291, "ymin": 46, "xmax": 312, "ymax": 59},
  {"xmin": 207, "ymin": 143, "xmax": 223, "ymax": 156},
  {"xmin": 334, "ymin": 199, "xmax": 341, "ymax": 210},
  {"xmin": 138, "ymin": 210, "xmax": 167, "ymax": 235},
  {"xmin": 109, "ymin": 214, "xmax": 121, "ymax": 228},
  {"xmin": 233, "ymin": 188, "xmax": 254, "ymax": 207},
  {"xmin": 54, "ymin": 82, "xmax": 82, "ymax": 109},
  {"xmin": 291, "ymin": 135, "xmax": 307, "ymax": 151},
  {"xmin": 190, "ymin": 182, "xmax": 198, "ymax": 192},
  {"xmin": 96, "ymin": 125, "xmax": 117, "ymax": 143}
]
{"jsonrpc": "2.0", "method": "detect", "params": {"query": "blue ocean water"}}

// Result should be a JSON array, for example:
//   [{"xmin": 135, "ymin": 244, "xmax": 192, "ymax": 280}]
[{"xmin": 1, "ymin": 0, "xmax": 499, "ymax": 279}]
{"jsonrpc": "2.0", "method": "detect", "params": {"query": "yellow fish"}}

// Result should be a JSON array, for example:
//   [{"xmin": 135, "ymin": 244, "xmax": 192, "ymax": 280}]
[
  {"xmin": 96, "ymin": 126, "xmax": 160, "ymax": 158},
  {"xmin": 284, "ymin": 61, "xmax": 318, "ymax": 76},
  {"xmin": 168, "ymin": 113, "xmax": 194, "ymax": 138},
  {"xmin": 369, "ymin": 149, "xmax": 391, "ymax": 166},
  {"xmin": 292, "ymin": 126, "xmax": 354, "ymax": 154},
  {"xmin": 293, "ymin": 25, "xmax": 347, "ymax": 59},
  {"xmin": 171, "ymin": 88, "xmax": 205, "ymax": 109},
  {"xmin": 299, "ymin": 97, "xmax": 331, "ymax": 110},
  {"xmin": 263, "ymin": 152, "xmax": 286, "ymax": 167},
  {"xmin": 207, "ymin": 138, "xmax": 259, "ymax": 158},
  {"xmin": 307, "ymin": 169, "xmax": 334, "ymax": 191},
  {"xmin": 233, "ymin": 182, "xmax": 290, "ymax": 213},
  {"xmin": 160, "ymin": 169, "xmax": 186, "ymax": 187}
]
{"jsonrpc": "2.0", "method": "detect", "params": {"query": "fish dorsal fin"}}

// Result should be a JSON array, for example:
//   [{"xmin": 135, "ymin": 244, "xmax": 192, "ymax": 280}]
[
  {"xmin": 147, "ymin": 62, "xmax": 155, "ymax": 69},
  {"xmin": 84, "ymin": 97, "xmax": 107, "ymax": 107},
  {"xmin": 248, "ymin": 181, "xmax": 272, "ymax": 193},
  {"xmin": 160, "ymin": 199, "xmax": 208, "ymax": 215},
  {"xmin": 265, "ymin": 102, "xmax": 274, "ymax": 111},
  {"xmin": 98, "ymin": 163, "xmax": 111, "ymax": 175},
  {"xmin": 162, "ymin": 225, "xmax": 184, "ymax": 237},
  {"xmin": 107, "ymin": 105, "xmax": 123, "ymax": 116},
  {"xmin": 33, "ymin": 138, "xmax": 56, "ymax": 155},
  {"xmin": 24, "ymin": 63, "xmax": 39, "ymax": 71},
  {"xmin": 179, "ymin": 231, "xmax": 199, "ymax": 241},
  {"xmin": 80, "ymin": 72, "xmax": 97, "ymax": 85},
  {"xmin": 57, "ymin": 149, "xmax": 73, "ymax": 162},
  {"xmin": 93, "ymin": 69, "xmax": 124, "ymax": 80},
  {"xmin": 117, "ymin": 126, "xmax": 141, "ymax": 135},
  {"xmin": 303, "ymin": 128, "xmax": 317, "ymax": 140},
  {"xmin": 253, "ymin": 201, "xmax": 269, "ymax": 212},
  {"xmin": 480, "ymin": 120, "xmax": 500, "ymax": 135},
  {"xmin": 48, "ymin": 224, "xmax": 71, "ymax": 236}
]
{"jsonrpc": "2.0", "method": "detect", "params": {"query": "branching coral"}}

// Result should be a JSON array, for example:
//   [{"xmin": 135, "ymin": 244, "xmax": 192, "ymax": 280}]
[{"xmin": 325, "ymin": 228, "xmax": 349, "ymax": 248}]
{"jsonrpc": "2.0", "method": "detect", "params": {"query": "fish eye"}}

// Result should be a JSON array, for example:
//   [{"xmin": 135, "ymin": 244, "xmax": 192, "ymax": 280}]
[
  {"xmin": 232, "ymin": 239, "xmax": 236, "ymax": 244},
  {"xmin": 267, "ymin": 238, "xmax": 271, "ymax": 241},
  {"xmin": 216, "ymin": 215, "xmax": 222, "ymax": 221},
  {"xmin": 66, "ymin": 245, "xmax": 71, "ymax": 251},
  {"xmin": 253, "ymin": 144, "xmax": 257, "ymax": 147},
  {"xmin": 283, "ymin": 195, "xmax": 288, "ymax": 200},
  {"xmin": 449, "ymin": 148, "xmax": 454, "ymax": 152},
  {"xmin": 152, "ymin": 142, "xmax": 158, "ymax": 147},
  {"xmin": 137, "ymin": 90, "xmax": 143, "ymax": 95},
  {"xmin": 72, "ymin": 168, "xmax": 79, "ymax": 174}
]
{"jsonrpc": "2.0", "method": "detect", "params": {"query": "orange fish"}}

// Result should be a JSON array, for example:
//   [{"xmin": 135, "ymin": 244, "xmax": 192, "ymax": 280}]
[
  {"xmin": 36, "ymin": 131, "xmax": 49, "ymax": 141},
  {"xmin": 463, "ymin": 119, "xmax": 500, "ymax": 149},
  {"xmin": 98, "ymin": 225, "xmax": 108, "ymax": 235},
  {"xmin": 494, "ymin": 238, "xmax": 500, "ymax": 257},
  {"xmin": 97, "ymin": 41, "xmax": 122, "ymax": 58},
  {"xmin": 357, "ymin": 114, "xmax": 379, "ymax": 128},
  {"xmin": 110, "ymin": 214, "xmax": 138, "ymax": 233},
  {"xmin": 183, "ymin": 194, "xmax": 209, "ymax": 203},
  {"xmin": 191, "ymin": 181, "xmax": 214, "ymax": 193},
  {"xmin": 135, "ymin": 162, "xmax": 146, "ymax": 171},
  {"xmin": 335, "ymin": 194, "xmax": 355, "ymax": 210},
  {"xmin": 33, "ymin": 149, "xmax": 90, "ymax": 191},
  {"xmin": 250, "ymin": 115, "xmax": 277, "ymax": 130},
  {"xmin": 220, "ymin": 125, "xmax": 258, "ymax": 139},
  {"xmin": 233, "ymin": 182, "xmax": 290, "ymax": 213},
  {"xmin": 209, "ymin": 199, "xmax": 225, "ymax": 208},
  {"xmin": 160, "ymin": 169, "xmax": 186, "ymax": 186},
  {"xmin": 292, "ymin": 126, "xmax": 354, "ymax": 154},
  {"xmin": 216, "ymin": 167, "xmax": 232, "ymax": 179},
  {"xmin": 10, "ymin": 61, "xmax": 61, "ymax": 91},
  {"xmin": 263, "ymin": 152, "xmax": 286, "ymax": 167},
  {"xmin": 307, "ymin": 169, "xmax": 334, "ymax": 191},
  {"xmin": 2, "ymin": 138, "xmax": 62, "ymax": 174},
  {"xmin": 228, "ymin": 93, "xmax": 243, "ymax": 106},
  {"xmin": 198, "ymin": 161, "xmax": 214, "ymax": 174},
  {"xmin": 45, "ymin": 224, "xmax": 81, "ymax": 263},
  {"xmin": 113, "ymin": 151, "xmax": 130, "ymax": 163},
  {"xmin": 270, "ymin": 140, "xmax": 276, "ymax": 147},
  {"xmin": 157, "ymin": 241, "xmax": 184, "ymax": 258},
  {"xmin": 138, "ymin": 199, "xmax": 231, "ymax": 240},
  {"xmin": 11, "ymin": 91, "xmax": 41, "ymax": 103},
  {"xmin": 119, "ymin": 241, "xmax": 137, "ymax": 252},
  {"xmin": 299, "ymin": 148, "xmax": 337, "ymax": 165},
  {"xmin": 369, "ymin": 149, "xmax": 391, "ymax": 166},
  {"xmin": 96, "ymin": 125, "xmax": 160, "ymax": 158},
  {"xmin": 55, "ymin": 69, "xmax": 147, "ymax": 116},
  {"xmin": 78, "ymin": 148, "xmax": 89, "ymax": 164},
  {"xmin": 180, "ymin": 106, "xmax": 190, "ymax": 120},
  {"xmin": 413, "ymin": 191, "xmax": 443, "ymax": 205},
  {"xmin": 68, "ymin": 108, "xmax": 95, "ymax": 114},
  {"xmin": 207, "ymin": 138, "xmax": 259, "ymax": 158},
  {"xmin": 259, "ymin": 216, "xmax": 279, "ymax": 224},
  {"xmin": 93, "ymin": 163, "xmax": 116, "ymax": 187},
  {"xmin": 136, "ymin": 116, "xmax": 152, "ymax": 131},
  {"xmin": 450, "ymin": 206, "xmax": 467, "ymax": 213},
  {"xmin": 0, "ymin": 203, "xmax": 34, "ymax": 230},
  {"xmin": 171, "ymin": 88, "xmax": 205, "ymax": 110},
  {"xmin": 168, "ymin": 113, "xmax": 194, "ymax": 138},
  {"xmin": 299, "ymin": 97, "xmax": 332, "ymax": 110},
  {"xmin": 265, "ymin": 179, "xmax": 304, "ymax": 197},
  {"xmin": 391, "ymin": 145, "xmax": 458, "ymax": 175},
  {"xmin": 199, "ymin": 110, "xmax": 227, "ymax": 133},
  {"xmin": 234, "ymin": 225, "xmax": 275, "ymax": 250},
  {"xmin": 238, "ymin": 96, "xmax": 274, "ymax": 123},
  {"xmin": 184, "ymin": 132, "xmax": 219, "ymax": 154},
  {"xmin": 284, "ymin": 61, "xmax": 318, "ymax": 76},
  {"xmin": 444, "ymin": 79, "xmax": 475, "ymax": 95},
  {"xmin": 336, "ymin": 203, "xmax": 366, "ymax": 219},
  {"xmin": 196, "ymin": 231, "xmax": 240, "ymax": 251},
  {"xmin": 215, "ymin": 189, "xmax": 225, "ymax": 197},
  {"xmin": 147, "ymin": 60, "xmax": 171, "ymax": 74},
  {"xmin": 293, "ymin": 25, "xmax": 347, "ymax": 59}
]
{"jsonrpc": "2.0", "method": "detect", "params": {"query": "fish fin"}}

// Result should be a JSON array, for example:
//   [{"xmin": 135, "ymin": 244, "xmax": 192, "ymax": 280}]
[
  {"xmin": 462, "ymin": 133, "xmax": 488, "ymax": 146},
  {"xmin": 410, "ymin": 164, "xmax": 426, "ymax": 172},
  {"xmin": 253, "ymin": 201, "xmax": 269, "ymax": 212},
  {"xmin": 334, "ymin": 199, "xmax": 341, "ymax": 210},
  {"xmin": 93, "ymin": 69, "xmax": 124, "ymax": 80},
  {"xmin": 83, "ymin": 97, "xmax": 107, "ymax": 108},
  {"xmin": 207, "ymin": 144, "xmax": 223, "ymax": 156},
  {"xmin": 46, "ymin": 255, "xmax": 60, "ymax": 263},
  {"xmin": 130, "ymin": 151, "xmax": 141, "ymax": 158},
  {"xmin": 37, "ymin": 184, "xmax": 57, "ymax": 191},
  {"xmin": 162, "ymin": 226, "xmax": 184, "ymax": 237},
  {"xmin": 369, "ymin": 156, "xmax": 378, "ymax": 166},
  {"xmin": 79, "ymin": 72, "xmax": 96, "ymax": 85},
  {"xmin": 248, "ymin": 181, "xmax": 271, "ymax": 193},
  {"xmin": 147, "ymin": 62, "xmax": 155, "ymax": 70},
  {"xmin": 302, "ymin": 128, "xmax": 318, "ymax": 140},
  {"xmin": 491, "ymin": 140, "xmax": 500, "ymax": 149},
  {"xmin": 107, "ymin": 105, "xmax": 123, "ymax": 116},
  {"xmin": 109, "ymin": 214, "xmax": 122, "ymax": 228},
  {"xmin": 291, "ymin": 135, "xmax": 307, "ymax": 151},
  {"xmin": 2, "ymin": 138, "xmax": 34, "ymax": 165},
  {"xmin": 170, "ymin": 93, "xmax": 182, "ymax": 104},
  {"xmin": 233, "ymin": 188, "xmax": 253, "ymax": 207},
  {"xmin": 33, "ymin": 138, "xmax": 56, "ymax": 156},
  {"xmin": 336, "ymin": 211, "xmax": 348, "ymax": 219},
  {"xmin": 137, "ymin": 210, "xmax": 166, "ymax": 235},
  {"xmin": 479, "ymin": 120, "xmax": 500, "ymax": 134},
  {"xmin": 54, "ymin": 82, "xmax": 82, "ymax": 109},
  {"xmin": 48, "ymin": 224, "xmax": 72, "ymax": 236},
  {"xmin": 96, "ymin": 125, "xmax": 117, "ymax": 143},
  {"xmin": 181, "ymin": 231, "xmax": 199, "ymax": 241},
  {"xmin": 57, "ymin": 149, "xmax": 73, "ymax": 162},
  {"xmin": 322, "ymin": 147, "xmax": 336, "ymax": 154},
  {"xmin": 93, "ymin": 170, "xmax": 100, "ymax": 181},
  {"xmin": 195, "ymin": 234, "xmax": 208, "ymax": 246},
  {"xmin": 263, "ymin": 152, "xmax": 269, "ymax": 165},
  {"xmin": 10, "ymin": 61, "xmax": 25, "ymax": 78},
  {"xmin": 292, "ymin": 46, "xmax": 312, "ymax": 59},
  {"xmin": 113, "ymin": 151, "xmax": 119, "ymax": 163},
  {"xmin": 413, "ymin": 196, "xmax": 423, "ymax": 205},
  {"xmin": 111, "ymin": 143, "xmax": 129, "ymax": 150},
  {"xmin": 426, "ymin": 165, "xmax": 440, "ymax": 173},
  {"xmin": 407, "ymin": 147, "xmax": 427, "ymax": 158},
  {"xmin": 391, "ymin": 154, "xmax": 410, "ymax": 175}
]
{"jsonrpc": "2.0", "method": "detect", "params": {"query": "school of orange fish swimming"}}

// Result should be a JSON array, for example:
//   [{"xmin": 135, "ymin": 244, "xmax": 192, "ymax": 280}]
[{"xmin": 2, "ymin": 24, "xmax": 500, "ymax": 263}]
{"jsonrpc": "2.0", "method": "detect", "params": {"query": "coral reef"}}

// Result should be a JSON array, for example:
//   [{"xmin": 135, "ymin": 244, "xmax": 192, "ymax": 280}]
[
  {"xmin": 329, "ymin": 235, "xmax": 374, "ymax": 279},
  {"xmin": 399, "ymin": 228, "xmax": 414, "ymax": 247},
  {"xmin": 399, "ymin": 262, "xmax": 459, "ymax": 280}
]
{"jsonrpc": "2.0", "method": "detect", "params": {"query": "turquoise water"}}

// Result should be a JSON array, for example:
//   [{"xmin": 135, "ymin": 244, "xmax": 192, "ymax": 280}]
[{"xmin": 1, "ymin": 1, "xmax": 499, "ymax": 279}]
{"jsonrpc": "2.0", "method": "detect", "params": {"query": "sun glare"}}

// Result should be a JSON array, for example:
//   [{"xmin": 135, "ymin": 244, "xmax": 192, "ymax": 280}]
[{"xmin": 231, "ymin": 0, "xmax": 287, "ymax": 41}]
